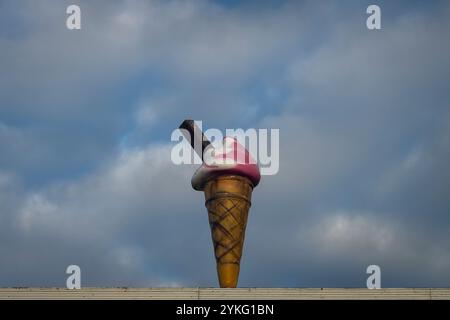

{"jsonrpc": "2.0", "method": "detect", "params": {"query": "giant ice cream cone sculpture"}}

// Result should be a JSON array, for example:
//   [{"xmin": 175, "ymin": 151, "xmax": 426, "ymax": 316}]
[{"xmin": 179, "ymin": 120, "xmax": 260, "ymax": 288}]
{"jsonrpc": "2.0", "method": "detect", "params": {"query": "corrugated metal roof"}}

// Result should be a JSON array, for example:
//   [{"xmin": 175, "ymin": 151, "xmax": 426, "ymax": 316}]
[{"xmin": 0, "ymin": 288, "xmax": 449, "ymax": 300}]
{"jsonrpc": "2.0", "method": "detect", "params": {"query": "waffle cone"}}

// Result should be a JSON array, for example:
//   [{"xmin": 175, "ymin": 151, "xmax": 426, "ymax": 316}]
[{"xmin": 203, "ymin": 175, "xmax": 253, "ymax": 288}]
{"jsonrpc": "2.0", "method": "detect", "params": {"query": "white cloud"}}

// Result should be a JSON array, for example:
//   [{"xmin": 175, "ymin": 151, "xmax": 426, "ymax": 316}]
[
  {"xmin": 111, "ymin": 245, "xmax": 146, "ymax": 270},
  {"xmin": 305, "ymin": 212, "xmax": 395, "ymax": 255},
  {"xmin": 19, "ymin": 193, "xmax": 61, "ymax": 232},
  {"xmin": 0, "ymin": 141, "xmax": 207, "ymax": 285},
  {"xmin": 135, "ymin": 104, "xmax": 157, "ymax": 129}
]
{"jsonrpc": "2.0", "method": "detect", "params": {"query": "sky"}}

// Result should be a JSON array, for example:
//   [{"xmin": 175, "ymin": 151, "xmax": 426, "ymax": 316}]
[{"xmin": 0, "ymin": 0, "xmax": 450, "ymax": 287}]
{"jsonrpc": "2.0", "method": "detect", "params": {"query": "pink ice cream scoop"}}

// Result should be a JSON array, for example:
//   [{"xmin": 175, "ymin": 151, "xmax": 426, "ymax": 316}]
[
  {"xmin": 191, "ymin": 136, "xmax": 261, "ymax": 190},
  {"xmin": 178, "ymin": 120, "xmax": 260, "ymax": 191}
]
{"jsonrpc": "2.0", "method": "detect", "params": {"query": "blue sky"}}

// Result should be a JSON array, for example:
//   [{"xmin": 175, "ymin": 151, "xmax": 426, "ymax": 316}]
[{"xmin": 1, "ymin": 0, "xmax": 450, "ymax": 287}]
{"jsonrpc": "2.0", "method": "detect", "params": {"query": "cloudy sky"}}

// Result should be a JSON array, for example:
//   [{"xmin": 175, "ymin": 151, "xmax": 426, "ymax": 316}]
[{"xmin": 1, "ymin": 0, "xmax": 450, "ymax": 287}]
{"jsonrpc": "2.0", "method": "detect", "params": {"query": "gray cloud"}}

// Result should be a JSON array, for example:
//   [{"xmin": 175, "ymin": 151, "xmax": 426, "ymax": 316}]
[{"xmin": 1, "ymin": 0, "xmax": 450, "ymax": 287}]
